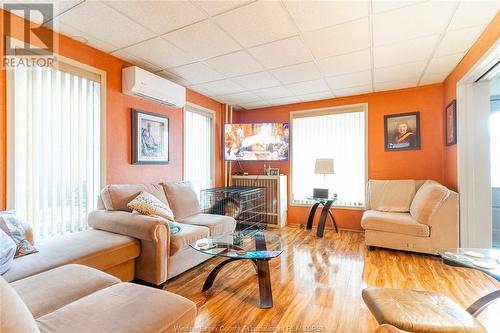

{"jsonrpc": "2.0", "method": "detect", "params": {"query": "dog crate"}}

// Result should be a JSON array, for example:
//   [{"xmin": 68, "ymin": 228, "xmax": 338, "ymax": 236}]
[{"xmin": 201, "ymin": 186, "xmax": 267, "ymax": 229}]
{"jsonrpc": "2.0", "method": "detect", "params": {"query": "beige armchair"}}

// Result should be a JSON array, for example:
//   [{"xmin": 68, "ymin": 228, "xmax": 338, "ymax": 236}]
[{"xmin": 361, "ymin": 180, "xmax": 458, "ymax": 254}]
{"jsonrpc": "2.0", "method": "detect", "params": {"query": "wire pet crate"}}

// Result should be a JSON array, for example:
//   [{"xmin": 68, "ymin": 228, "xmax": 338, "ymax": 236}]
[{"xmin": 201, "ymin": 186, "xmax": 267, "ymax": 228}]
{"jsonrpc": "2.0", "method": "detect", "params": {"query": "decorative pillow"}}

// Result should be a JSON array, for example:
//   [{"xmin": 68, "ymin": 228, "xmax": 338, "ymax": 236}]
[
  {"xmin": 0, "ymin": 230, "xmax": 16, "ymax": 274},
  {"xmin": 410, "ymin": 181, "xmax": 450, "ymax": 226},
  {"xmin": 128, "ymin": 191, "xmax": 175, "ymax": 221},
  {"xmin": 0, "ymin": 212, "xmax": 38, "ymax": 258}
]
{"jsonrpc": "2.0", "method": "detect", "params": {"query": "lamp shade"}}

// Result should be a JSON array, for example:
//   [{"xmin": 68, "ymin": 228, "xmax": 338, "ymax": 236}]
[{"xmin": 314, "ymin": 158, "xmax": 334, "ymax": 175}]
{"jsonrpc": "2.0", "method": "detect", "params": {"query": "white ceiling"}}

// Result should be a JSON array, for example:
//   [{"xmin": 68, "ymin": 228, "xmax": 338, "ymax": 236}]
[{"xmin": 4, "ymin": 0, "xmax": 500, "ymax": 109}]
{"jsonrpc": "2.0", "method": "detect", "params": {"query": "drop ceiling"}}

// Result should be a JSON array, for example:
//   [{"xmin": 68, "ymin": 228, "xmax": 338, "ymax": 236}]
[{"xmin": 4, "ymin": 0, "xmax": 500, "ymax": 109}]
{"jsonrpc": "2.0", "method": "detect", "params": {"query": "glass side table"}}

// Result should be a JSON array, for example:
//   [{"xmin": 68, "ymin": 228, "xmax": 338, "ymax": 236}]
[{"xmin": 305, "ymin": 197, "xmax": 338, "ymax": 237}]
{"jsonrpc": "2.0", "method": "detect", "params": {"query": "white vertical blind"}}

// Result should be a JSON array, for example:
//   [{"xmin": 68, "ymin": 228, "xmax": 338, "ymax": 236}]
[
  {"xmin": 184, "ymin": 106, "xmax": 214, "ymax": 192},
  {"xmin": 292, "ymin": 107, "xmax": 366, "ymax": 206},
  {"xmin": 13, "ymin": 62, "xmax": 101, "ymax": 239}
]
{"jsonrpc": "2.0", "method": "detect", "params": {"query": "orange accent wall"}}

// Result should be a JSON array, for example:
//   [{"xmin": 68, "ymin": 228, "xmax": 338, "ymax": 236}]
[
  {"xmin": 443, "ymin": 12, "xmax": 500, "ymax": 191},
  {"xmin": 233, "ymin": 84, "xmax": 445, "ymax": 230},
  {"xmin": 0, "ymin": 10, "xmax": 224, "ymax": 210}
]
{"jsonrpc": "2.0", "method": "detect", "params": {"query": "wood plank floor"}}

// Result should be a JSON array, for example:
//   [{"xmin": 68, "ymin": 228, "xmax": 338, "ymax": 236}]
[{"xmin": 165, "ymin": 227, "xmax": 500, "ymax": 333}]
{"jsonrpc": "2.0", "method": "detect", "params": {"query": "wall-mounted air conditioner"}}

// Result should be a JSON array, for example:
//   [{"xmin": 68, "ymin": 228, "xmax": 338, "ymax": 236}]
[{"xmin": 122, "ymin": 66, "xmax": 186, "ymax": 108}]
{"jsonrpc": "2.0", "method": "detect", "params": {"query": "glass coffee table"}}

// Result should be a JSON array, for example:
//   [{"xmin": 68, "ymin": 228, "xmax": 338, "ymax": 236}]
[{"xmin": 190, "ymin": 229, "xmax": 283, "ymax": 308}]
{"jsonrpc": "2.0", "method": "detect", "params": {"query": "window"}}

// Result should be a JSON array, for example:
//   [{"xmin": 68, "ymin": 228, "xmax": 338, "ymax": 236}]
[
  {"xmin": 291, "ymin": 105, "xmax": 366, "ymax": 206},
  {"xmin": 184, "ymin": 104, "xmax": 215, "ymax": 192},
  {"xmin": 9, "ymin": 59, "xmax": 102, "ymax": 239}
]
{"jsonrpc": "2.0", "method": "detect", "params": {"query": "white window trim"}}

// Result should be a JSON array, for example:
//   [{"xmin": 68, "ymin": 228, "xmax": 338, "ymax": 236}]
[
  {"xmin": 183, "ymin": 102, "xmax": 216, "ymax": 189},
  {"xmin": 6, "ymin": 40, "xmax": 107, "ymax": 210},
  {"xmin": 289, "ymin": 103, "xmax": 368, "ymax": 210}
]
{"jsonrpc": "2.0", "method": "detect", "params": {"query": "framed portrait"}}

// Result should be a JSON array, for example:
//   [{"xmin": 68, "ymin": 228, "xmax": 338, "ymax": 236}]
[
  {"xmin": 132, "ymin": 109, "xmax": 169, "ymax": 164},
  {"xmin": 384, "ymin": 112, "xmax": 421, "ymax": 151},
  {"xmin": 445, "ymin": 100, "xmax": 457, "ymax": 146}
]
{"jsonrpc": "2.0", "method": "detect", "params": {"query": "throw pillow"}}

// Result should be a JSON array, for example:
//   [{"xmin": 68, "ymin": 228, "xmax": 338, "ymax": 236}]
[
  {"xmin": 0, "ymin": 230, "xmax": 16, "ymax": 274},
  {"xmin": 128, "ymin": 191, "xmax": 175, "ymax": 221},
  {"xmin": 0, "ymin": 212, "xmax": 38, "ymax": 258}
]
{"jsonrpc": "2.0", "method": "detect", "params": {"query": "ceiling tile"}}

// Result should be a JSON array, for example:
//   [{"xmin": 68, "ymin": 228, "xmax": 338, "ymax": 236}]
[
  {"xmin": 374, "ymin": 61, "xmax": 426, "ymax": 83},
  {"xmin": 205, "ymin": 51, "xmax": 263, "ymax": 77},
  {"xmin": 374, "ymin": 34, "xmax": 440, "ymax": 68},
  {"xmin": 189, "ymin": 79, "xmax": 245, "ymax": 96},
  {"xmin": 420, "ymin": 72, "xmax": 449, "ymax": 85},
  {"xmin": 297, "ymin": 91, "xmax": 334, "ymax": 102},
  {"xmin": 286, "ymin": 79, "xmax": 330, "ymax": 96},
  {"xmin": 239, "ymin": 100, "xmax": 272, "ymax": 110},
  {"xmin": 268, "ymin": 96, "xmax": 301, "ymax": 106},
  {"xmin": 284, "ymin": 0, "xmax": 369, "ymax": 33},
  {"xmin": 253, "ymin": 86, "xmax": 293, "ymax": 100},
  {"xmin": 373, "ymin": 1, "xmax": 457, "ymax": 46},
  {"xmin": 162, "ymin": 19, "xmax": 240, "ymax": 60},
  {"xmin": 435, "ymin": 26, "xmax": 485, "ymax": 57},
  {"xmin": 326, "ymin": 70, "xmax": 372, "ymax": 90},
  {"xmin": 426, "ymin": 53, "xmax": 465, "ymax": 75},
  {"xmin": 214, "ymin": 1, "xmax": 296, "ymax": 48},
  {"xmin": 375, "ymin": 78, "xmax": 419, "ymax": 92},
  {"xmin": 104, "ymin": 1, "xmax": 206, "ymax": 35},
  {"xmin": 334, "ymin": 84, "xmax": 372, "ymax": 97},
  {"xmin": 232, "ymin": 72, "xmax": 281, "ymax": 90},
  {"xmin": 56, "ymin": 1, "xmax": 155, "ymax": 49},
  {"xmin": 318, "ymin": 49, "xmax": 371, "ymax": 77},
  {"xmin": 156, "ymin": 71, "xmax": 190, "ymax": 86},
  {"xmin": 166, "ymin": 62, "xmax": 224, "ymax": 85},
  {"xmin": 449, "ymin": 1, "xmax": 500, "ymax": 31},
  {"xmin": 219, "ymin": 91, "xmax": 261, "ymax": 104},
  {"xmin": 270, "ymin": 62, "xmax": 323, "ymax": 85},
  {"xmin": 248, "ymin": 36, "xmax": 313, "ymax": 69},
  {"xmin": 6, "ymin": 0, "xmax": 83, "ymax": 24},
  {"xmin": 194, "ymin": 0, "xmax": 253, "ymax": 16},
  {"xmin": 52, "ymin": 21, "xmax": 118, "ymax": 53},
  {"xmin": 120, "ymin": 37, "xmax": 194, "ymax": 69},
  {"xmin": 303, "ymin": 17, "xmax": 370, "ymax": 59},
  {"xmin": 111, "ymin": 49, "xmax": 163, "ymax": 73},
  {"xmin": 371, "ymin": 1, "xmax": 423, "ymax": 14}
]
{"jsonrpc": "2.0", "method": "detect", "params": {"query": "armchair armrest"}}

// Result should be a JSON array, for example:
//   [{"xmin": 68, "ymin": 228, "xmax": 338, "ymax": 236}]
[
  {"xmin": 88, "ymin": 210, "xmax": 169, "ymax": 241},
  {"xmin": 88, "ymin": 210, "xmax": 170, "ymax": 285}
]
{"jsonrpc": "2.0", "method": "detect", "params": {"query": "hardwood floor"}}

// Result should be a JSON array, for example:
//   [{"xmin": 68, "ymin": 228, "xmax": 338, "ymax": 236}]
[{"xmin": 165, "ymin": 227, "xmax": 500, "ymax": 332}]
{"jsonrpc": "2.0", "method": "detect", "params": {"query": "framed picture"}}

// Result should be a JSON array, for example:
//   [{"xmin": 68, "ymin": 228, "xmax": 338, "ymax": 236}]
[
  {"xmin": 268, "ymin": 168, "xmax": 280, "ymax": 176},
  {"xmin": 384, "ymin": 112, "xmax": 421, "ymax": 151},
  {"xmin": 132, "ymin": 109, "xmax": 169, "ymax": 164},
  {"xmin": 445, "ymin": 100, "xmax": 457, "ymax": 146}
]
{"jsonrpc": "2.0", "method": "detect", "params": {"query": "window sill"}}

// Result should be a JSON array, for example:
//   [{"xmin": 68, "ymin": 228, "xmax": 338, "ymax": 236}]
[{"xmin": 290, "ymin": 202, "xmax": 366, "ymax": 211}]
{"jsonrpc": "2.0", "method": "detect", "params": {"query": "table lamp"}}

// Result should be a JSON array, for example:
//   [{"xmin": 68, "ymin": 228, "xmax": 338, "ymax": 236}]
[{"xmin": 313, "ymin": 158, "xmax": 334, "ymax": 199}]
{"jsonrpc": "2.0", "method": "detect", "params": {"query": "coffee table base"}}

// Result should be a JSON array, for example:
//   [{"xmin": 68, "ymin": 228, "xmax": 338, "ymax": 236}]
[{"xmin": 202, "ymin": 257, "xmax": 273, "ymax": 309}]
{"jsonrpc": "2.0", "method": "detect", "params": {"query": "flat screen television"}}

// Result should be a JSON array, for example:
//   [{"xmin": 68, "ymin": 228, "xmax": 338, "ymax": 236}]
[{"xmin": 224, "ymin": 123, "xmax": 289, "ymax": 161}]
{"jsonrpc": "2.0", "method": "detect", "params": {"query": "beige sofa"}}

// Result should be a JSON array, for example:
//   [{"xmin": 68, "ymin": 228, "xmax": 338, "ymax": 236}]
[
  {"xmin": 361, "ymin": 180, "xmax": 458, "ymax": 254},
  {"xmin": 89, "ymin": 181, "xmax": 236, "ymax": 286},
  {"xmin": 2, "ymin": 264, "xmax": 196, "ymax": 333}
]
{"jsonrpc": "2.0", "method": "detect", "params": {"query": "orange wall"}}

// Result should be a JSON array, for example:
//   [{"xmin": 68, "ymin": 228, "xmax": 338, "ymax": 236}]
[
  {"xmin": 443, "ymin": 12, "xmax": 500, "ymax": 191},
  {"xmin": 234, "ymin": 84, "xmax": 445, "ymax": 230},
  {"xmin": 0, "ymin": 10, "xmax": 224, "ymax": 210}
]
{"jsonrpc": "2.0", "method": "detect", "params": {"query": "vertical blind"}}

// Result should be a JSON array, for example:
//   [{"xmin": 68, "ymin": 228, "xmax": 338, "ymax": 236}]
[
  {"xmin": 13, "ymin": 62, "xmax": 101, "ymax": 239},
  {"xmin": 292, "ymin": 108, "xmax": 366, "ymax": 206},
  {"xmin": 184, "ymin": 106, "xmax": 214, "ymax": 192}
]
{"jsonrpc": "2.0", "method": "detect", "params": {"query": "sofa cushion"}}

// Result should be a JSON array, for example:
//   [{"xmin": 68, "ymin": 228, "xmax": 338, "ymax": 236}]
[
  {"xmin": 100, "ymin": 183, "xmax": 168, "ymax": 212},
  {"xmin": 163, "ymin": 181, "xmax": 201, "ymax": 220},
  {"xmin": 410, "ymin": 181, "xmax": 449, "ymax": 226},
  {"xmin": 2, "ymin": 230, "xmax": 140, "ymax": 283},
  {"xmin": 12, "ymin": 264, "xmax": 120, "ymax": 319},
  {"xmin": 170, "ymin": 223, "xmax": 209, "ymax": 255},
  {"xmin": 361, "ymin": 210, "xmax": 430, "ymax": 237},
  {"xmin": 366, "ymin": 180, "xmax": 416, "ymax": 212},
  {"xmin": 179, "ymin": 213, "xmax": 236, "ymax": 236},
  {"xmin": 36, "ymin": 282, "xmax": 197, "ymax": 333},
  {"xmin": 0, "ymin": 276, "xmax": 40, "ymax": 333}
]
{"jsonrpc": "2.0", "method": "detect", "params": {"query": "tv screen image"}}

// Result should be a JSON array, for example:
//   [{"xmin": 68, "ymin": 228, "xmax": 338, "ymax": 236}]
[{"xmin": 224, "ymin": 123, "xmax": 289, "ymax": 161}]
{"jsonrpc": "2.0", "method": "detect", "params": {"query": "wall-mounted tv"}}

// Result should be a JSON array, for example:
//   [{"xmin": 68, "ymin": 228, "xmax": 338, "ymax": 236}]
[{"xmin": 224, "ymin": 123, "xmax": 289, "ymax": 161}]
